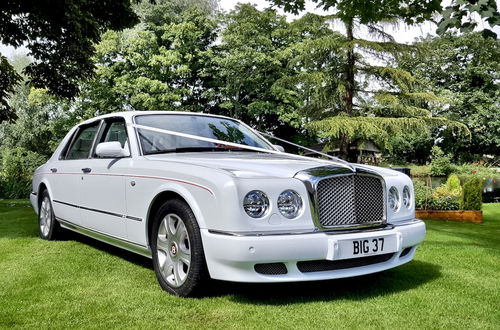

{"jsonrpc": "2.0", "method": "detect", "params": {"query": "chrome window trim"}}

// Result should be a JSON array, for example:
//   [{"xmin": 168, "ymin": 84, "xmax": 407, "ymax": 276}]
[{"xmin": 294, "ymin": 165, "xmax": 387, "ymax": 231}]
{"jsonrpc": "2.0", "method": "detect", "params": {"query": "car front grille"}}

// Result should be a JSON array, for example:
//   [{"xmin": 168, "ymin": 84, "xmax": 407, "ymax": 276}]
[{"xmin": 316, "ymin": 175, "xmax": 385, "ymax": 228}]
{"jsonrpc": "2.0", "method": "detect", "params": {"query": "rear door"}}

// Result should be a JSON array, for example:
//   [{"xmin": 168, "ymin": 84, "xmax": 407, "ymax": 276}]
[{"xmin": 50, "ymin": 121, "xmax": 101, "ymax": 226}]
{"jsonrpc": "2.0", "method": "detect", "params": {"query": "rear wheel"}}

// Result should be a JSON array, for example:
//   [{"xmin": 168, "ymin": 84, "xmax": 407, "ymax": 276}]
[
  {"xmin": 151, "ymin": 199, "xmax": 208, "ymax": 297},
  {"xmin": 38, "ymin": 190, "xmax": 63, "ymax": 240}
]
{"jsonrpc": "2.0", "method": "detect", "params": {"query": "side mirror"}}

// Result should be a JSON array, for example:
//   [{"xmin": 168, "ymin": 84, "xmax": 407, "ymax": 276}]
[
  {"xmin": 95, "ymin": 141, "xmax": 130, "ymax": 158},
  {"xmin": 273, "ymin": 144, "xmax": 285, "ymax": 152}
]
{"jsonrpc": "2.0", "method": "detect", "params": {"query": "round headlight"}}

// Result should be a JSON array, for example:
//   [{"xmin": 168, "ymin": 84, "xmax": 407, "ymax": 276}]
[
  {"xmin": 277, "ymin": 190, "xmax": 303, "ymax": 219},
  {"xmin": 388, "ymin": 186, "xmax": 400, "ymax": 212},
  {"xmin": 243, "ymin": 190, "xmax": 269, "ymax": 218},
  {"xmin": 402, "ymin": 185, "xmax": 411, "ymax": 209}
]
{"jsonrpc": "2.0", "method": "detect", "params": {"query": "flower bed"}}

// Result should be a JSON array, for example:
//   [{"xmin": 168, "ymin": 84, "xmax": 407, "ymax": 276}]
[
  {"xmin": 414, "ymin": 175, "xmax": 483, "ymax": 223},
  {"xmin": 416, "ymin": 210, "xmax": 483, "ymax": 223}
]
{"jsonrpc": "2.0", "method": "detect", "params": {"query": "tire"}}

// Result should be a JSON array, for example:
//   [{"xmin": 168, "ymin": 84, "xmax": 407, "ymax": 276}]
[
  {"xmin": 38, "ymin": 190, "xmax": 63, "ymax": 240},
  {"xmin": 151, "ymin": 199, "xmax": 208, "ymax": 297}
]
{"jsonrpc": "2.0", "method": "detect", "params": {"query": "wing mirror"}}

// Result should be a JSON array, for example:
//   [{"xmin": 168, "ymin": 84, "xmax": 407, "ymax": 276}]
[
  {"xmin": 273, "ymin": 144, "xmax": 285, "ymax": 152},
  {"xmin": 95, "ymin": 141, "xmax": 130, "ymax": 158}
]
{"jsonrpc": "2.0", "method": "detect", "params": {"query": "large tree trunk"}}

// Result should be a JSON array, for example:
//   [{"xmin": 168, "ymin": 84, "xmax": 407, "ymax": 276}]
[{"xmin": 338, "ymin": 18, "xmax": 355, "ymax": 161}]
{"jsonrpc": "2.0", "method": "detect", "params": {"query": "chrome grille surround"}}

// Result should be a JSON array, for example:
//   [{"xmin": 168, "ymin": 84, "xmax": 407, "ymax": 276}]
[{"xmin": 295, "ymin": 165, "xmax": 387, "ymax": 231}]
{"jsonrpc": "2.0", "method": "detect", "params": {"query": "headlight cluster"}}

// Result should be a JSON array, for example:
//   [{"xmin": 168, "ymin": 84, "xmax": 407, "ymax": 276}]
[
  {"xmin": 388, "ymin": 185, "xmax": 412, "ymax": 212},
  {"xmin": 243, "ymin": 190, "xmax": 269, "ymax": 218},
  {"xmin": 243, "ymin": 190, "xmax": 303, "ymax": 219}
]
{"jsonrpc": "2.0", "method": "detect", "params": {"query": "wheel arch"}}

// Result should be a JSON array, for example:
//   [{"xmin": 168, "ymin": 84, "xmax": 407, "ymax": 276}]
[
  {"xmin": 37, "ymin": 180, "xmax": 53, "ymax": 208},
  {"xmin": 145, "ymin": 189, "xmax": 208, "ymax": 249}
]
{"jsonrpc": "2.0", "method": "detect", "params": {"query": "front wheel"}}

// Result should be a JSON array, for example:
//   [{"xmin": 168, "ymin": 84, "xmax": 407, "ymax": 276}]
[
  {"xmin": 151, "ymin": 199, "xmax": 208, "ymax": 297},
  {"xmin": 38, "ymin": 190, "xmax": 63, "ymax": 240}
]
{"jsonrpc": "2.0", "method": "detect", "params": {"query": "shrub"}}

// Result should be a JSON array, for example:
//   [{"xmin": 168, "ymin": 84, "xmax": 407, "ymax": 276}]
[
  {"xmin": 460, "ymin": 177, "xmax": 483, "ymax": 211},
  {"xmin": 414, "ymin": 176, "xmax": 460, "ymax": 211},
  {"xmin": 0, "ymin": 147, "xmax": 47, "ymax": 199},
  {"xmin": 413, "ymin": 179, "xmax": 432, "ymax": 210},
  {"xmin": 427, "ymin": 195, "xmax": 460, "ymax": 210},
  {"xmin": 430, "ymin": 146, "xmax": 454, "ymax": 176},
  {"xmin": 434, "ymin": 174, "xmax": 462, "ymax": 197}
]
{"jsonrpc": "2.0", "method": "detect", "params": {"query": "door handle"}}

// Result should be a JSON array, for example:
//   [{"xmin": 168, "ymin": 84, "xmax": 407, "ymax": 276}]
[
  {"xmin": 81, "ymin": 168, "xmax": 92, "ymax": 174},
  {"xmin": 50, "ymin": 168, "xmax": 57, "ymax": 173}
]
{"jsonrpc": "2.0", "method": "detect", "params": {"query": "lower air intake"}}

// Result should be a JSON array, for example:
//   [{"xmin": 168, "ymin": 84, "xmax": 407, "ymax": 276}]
[
  {"xmin": 254, "ymin": 262, "xmax": 288, "ymax": 275},
  {"xmin": 297, "ymin": 253, "xmax": 394, "ymax": 273}
]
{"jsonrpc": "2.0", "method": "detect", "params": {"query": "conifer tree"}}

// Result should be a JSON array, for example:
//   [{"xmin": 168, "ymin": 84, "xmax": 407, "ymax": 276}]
[{"xmin": 271, "ymin": 0, "xmax": 469, "ymax": 160}]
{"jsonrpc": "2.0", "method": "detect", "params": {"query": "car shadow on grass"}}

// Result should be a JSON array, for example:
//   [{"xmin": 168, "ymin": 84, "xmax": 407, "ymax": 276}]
[
  {"xmin": 24, "ymin": 222, "xmax": 440, "ymax": 303},
  {"xmin": 218, "ymin": 260, "xmax": 441, "ymax": 304},
  {"xmin": 61, "ymin": 229, "xmax": 441, "ymax": 303},
  {"xmin": 63, "ymin": 230, "xmax": 153, "ymax": 269}
]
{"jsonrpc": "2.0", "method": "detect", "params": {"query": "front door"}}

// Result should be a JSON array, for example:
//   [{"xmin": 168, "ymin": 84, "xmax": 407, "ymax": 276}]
[{"xmin": 80, "ymin": 119, "xmax": 130, "ymax": 239}]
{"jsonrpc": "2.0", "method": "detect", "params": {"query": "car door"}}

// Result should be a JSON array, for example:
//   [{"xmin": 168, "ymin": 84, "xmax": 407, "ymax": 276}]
[
  {"xmin": 79, "ymin": 118, "xmax": 131, "ymax": 238},
  {"xmin": 49, "ymin": 121, "xmax": 101, "ymax": 226}
]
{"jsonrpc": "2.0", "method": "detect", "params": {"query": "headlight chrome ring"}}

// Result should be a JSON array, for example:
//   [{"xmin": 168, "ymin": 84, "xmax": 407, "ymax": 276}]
[
  {"xmin": 243, "ymin": 190, "xmax": 269, "ymax": 218},
  {"xmin": 402, "ymin": 185, "xmax": 411, "ymax": 209},
  {"xmin": 388, "ymin": 186, "xmax": 400, "ymax": 212},
  {"xmin": 277, "ymin": 190, "xmax": 303, "ymax": 219}
]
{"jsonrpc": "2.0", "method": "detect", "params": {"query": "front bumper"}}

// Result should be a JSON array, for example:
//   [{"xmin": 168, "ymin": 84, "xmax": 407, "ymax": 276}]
[{"xmin": 201, "ymin": 219, "xmax": 425, "ymax": 282}]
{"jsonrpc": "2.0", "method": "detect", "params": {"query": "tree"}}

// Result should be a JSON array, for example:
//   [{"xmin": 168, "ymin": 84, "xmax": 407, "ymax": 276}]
[
  {"xmin": 399, "ymin": 33, "xmax": 500, "ymax": 157},
  {"xmin": 270, "ymin": 1, "xmax": 468, "ymax": 160},
  {"xmin": 438, "ymin": 0, "xmax": 500, "ymax": 39},
  {"xmin": 78, "ymin": 4, "xmax": 218, "ymax": 117},
  {"xmin": 0, "ymin": 0, "xmax": 139, "ymax": 121},
  {"xmin": 213, "ymin": 4, "xmax": 297, "ymax": 132},
  {"xmin": 0, "ymin": 56, "xmax": 21, "ymax": 122}
]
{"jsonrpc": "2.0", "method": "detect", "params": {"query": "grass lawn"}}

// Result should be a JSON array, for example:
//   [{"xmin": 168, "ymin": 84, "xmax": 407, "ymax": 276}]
[{"xmin": 1, "ymin": 200, "xmax": 499, "ymax": 329}]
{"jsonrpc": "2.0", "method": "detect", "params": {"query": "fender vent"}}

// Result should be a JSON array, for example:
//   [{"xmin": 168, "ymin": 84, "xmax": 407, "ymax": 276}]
[
  {"xmin": 297, "ymin": 253, "xmax": 394, "ymax": 273},
  {"xmin": 254, "ymin": 263, "xmax": 288, "ymax": 275}
]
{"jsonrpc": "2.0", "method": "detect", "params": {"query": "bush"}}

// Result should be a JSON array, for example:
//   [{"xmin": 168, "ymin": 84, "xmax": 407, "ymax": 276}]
[
  {"xmin": 427, "ymin": 195, "xmax": 460, "ymax": 210},
  {"xmin": 430, "ymin": 146, "xmax": 454, "ymax": 176},
  {"xmin": 413, "ymin": 177, "xmax": 460, "ymax": 211},
  {"xmin": 0, "ymin": 147, "xmax": 47, "ymax": 199},
  {"xmin": 434, "ymin": 174, "xmax": 461, "ymax": 197},
  {"xmin": 414, "ymin": 180, "xmax": 432, "ymax": 210},
  {"xmin": 460, "ymin": 177, "xmax": 483, "ymax": 211}
]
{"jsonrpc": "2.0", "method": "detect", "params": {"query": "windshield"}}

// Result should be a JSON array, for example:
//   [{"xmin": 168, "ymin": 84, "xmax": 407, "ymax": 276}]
[{"xmin": 135, "ymin": 114, "xmax": 273, "ymax": 155}]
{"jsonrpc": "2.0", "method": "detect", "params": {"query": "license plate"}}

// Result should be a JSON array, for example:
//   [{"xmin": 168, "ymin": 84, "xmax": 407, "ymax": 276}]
[{"xmin": 336, "ymin": 234, "xmax": 398, "ymax": 260}]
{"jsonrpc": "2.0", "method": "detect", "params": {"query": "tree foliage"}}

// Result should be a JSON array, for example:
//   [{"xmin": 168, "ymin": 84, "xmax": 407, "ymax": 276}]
[
  {"xmin": 79, "ymin": 3, "xmax": 218, "ymax": 117},
  {"xmin": 213, "ymin": 4, "xmax": 297, "ymax": 132},
  {"xmin": 398, "ymin": 32, "xmax": 499, "ymax": 156},
  {"xmin": 0, "ymin": 0, "xmax": 139, "ymax": 121},
  {"xmin": 438, "ymin": 0, "xmax": 500, "ymax": 39},
  {"xmin": 269, "ymin": 6, "xmax": 469, "ymax": 159}
]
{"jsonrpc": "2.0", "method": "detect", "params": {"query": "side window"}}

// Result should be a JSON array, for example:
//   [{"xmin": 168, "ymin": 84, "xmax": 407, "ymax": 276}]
[
  {"xmin": 102, "ymin": 121, "xmax": 127, "ymax": 148},
  {"xmin": 66, "ymin": 123, "xmax": 100, "ymax": 160}
]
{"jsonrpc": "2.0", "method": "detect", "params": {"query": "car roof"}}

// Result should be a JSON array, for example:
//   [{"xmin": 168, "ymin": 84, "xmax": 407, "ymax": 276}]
[{"xmin": 78, "ymin": 111, "xmax": 237, "ymax": 125}]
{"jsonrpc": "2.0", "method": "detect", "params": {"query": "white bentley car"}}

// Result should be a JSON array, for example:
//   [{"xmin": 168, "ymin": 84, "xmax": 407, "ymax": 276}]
[{"xmin": 31, "ymin": 111, "xmax": 425, "ymax": 296}]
